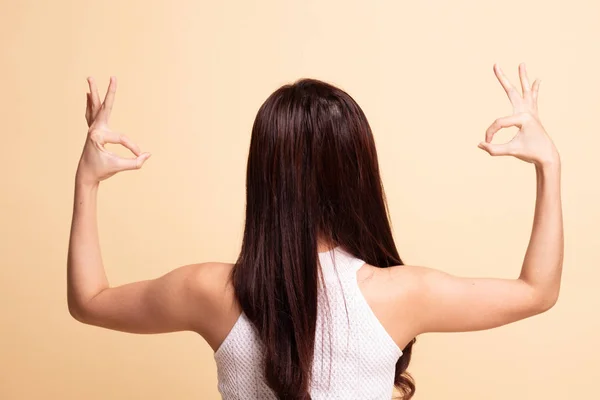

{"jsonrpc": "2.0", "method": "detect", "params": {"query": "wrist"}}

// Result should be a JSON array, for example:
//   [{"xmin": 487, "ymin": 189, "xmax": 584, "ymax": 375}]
[
  {"xmin": 535, "ymin": 159, "xmax": 561, "ymax": 183},
  {"xmin": 534, "ymin": 153, "xmax": 561, "ymax": 171},
  {"xmin": 75, "ymin": 173, "xmax": 100, "ymax": 190}
]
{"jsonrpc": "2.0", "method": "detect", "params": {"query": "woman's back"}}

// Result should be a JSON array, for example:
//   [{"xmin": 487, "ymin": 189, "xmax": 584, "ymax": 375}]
[
  {"xmin": 68, "ymin": 64, "xmax": 563, "ymax": 399},
  {"xmin": 215, "ymin": 246, "xmax": 402, "ymax": 399}
]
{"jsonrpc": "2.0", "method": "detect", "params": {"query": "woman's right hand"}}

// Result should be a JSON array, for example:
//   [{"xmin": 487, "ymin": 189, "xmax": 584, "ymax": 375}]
[{"xmin": 478, "ymin": 63, "xmax": 560, "ymax": 167}]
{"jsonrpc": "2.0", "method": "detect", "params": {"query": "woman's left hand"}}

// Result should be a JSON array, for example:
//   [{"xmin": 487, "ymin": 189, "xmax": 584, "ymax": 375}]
[{"xmin": 76, "ymin": 76, "xmax": 151, "ymax": 186}]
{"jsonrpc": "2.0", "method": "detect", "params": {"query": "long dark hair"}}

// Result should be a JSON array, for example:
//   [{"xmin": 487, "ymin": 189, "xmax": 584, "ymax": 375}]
[{"xmin": 231, "ymin": 78, "xmax": 416, "ymax": 399}]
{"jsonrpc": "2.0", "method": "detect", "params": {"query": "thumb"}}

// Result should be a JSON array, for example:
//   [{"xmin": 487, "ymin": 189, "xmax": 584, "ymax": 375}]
[{"xmin": 478, "ymin": 141, "xmax": 513, "ymax": 157}]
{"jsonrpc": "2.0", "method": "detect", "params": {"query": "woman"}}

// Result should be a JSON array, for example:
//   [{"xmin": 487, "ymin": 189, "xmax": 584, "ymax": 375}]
[{"xmin": 68, "ymin": 63, "xmax": 563, "ymax": 399}]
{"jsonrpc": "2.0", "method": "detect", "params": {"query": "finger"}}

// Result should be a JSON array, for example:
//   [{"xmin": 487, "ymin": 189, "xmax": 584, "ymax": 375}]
[
  {"xmin": 86, "ymin": 93, "xmax": 92, "ymax": 123},
  {"xmin": 115, "ymin": 152, "xmax": 152, "ymax": 171},
  {"xmin": 97, "ymin": 76, "xmax": 117, "ymax": 123},
  {"xmin": 478, "ymin": 141, "xmax": 514, "ymax": 157},
  {"xmin": 532, "ymin": 79, "xmax": 541, "ymax": 107},
  {"xmin": 485, "ymin": 114, "xmax": 524, "ymax": 143},
  {"xmin": 101, "ymin": 131, "xmax": 142, "ymax": 156},
  {"xmin": 519, "ymin": 63, "xmax": 531, "ymax": 97},
  {"xmin": 87, "ymin": 77, "xmax": 102, "ymax": 109},
  {"xmin": 493, "ymin": 64, "xmax": 521, "ymax": 105}
]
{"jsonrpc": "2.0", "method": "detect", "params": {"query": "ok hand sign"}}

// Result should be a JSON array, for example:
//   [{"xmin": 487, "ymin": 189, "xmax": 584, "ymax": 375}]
[
  {"xmin": 478, "ymin": 63, "xmax": 559, "ymax": 167},
  {"xmin": 76, "ymin": 77, "xmax": 151, "ymax": 186}
]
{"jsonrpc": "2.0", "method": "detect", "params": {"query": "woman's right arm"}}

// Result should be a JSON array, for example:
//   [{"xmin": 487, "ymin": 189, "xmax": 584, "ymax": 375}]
[{"xmin": 401, "ymin": 63, "xmax": 564, "ymax": 334}]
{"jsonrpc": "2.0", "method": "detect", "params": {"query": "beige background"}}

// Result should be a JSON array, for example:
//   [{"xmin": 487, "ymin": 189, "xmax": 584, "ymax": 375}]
[{"xmin": 1, "ymin": 0, "xmax": 598, "ymax": 398}]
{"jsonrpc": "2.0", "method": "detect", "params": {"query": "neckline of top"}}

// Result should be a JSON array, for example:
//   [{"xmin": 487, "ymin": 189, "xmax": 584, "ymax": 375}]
[{"xmin": 317, "ymin": 245, "xmax": 342, "ymax": 255}]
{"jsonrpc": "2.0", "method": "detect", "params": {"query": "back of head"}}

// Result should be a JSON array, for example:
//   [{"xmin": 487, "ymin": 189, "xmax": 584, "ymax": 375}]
[{"xmin": 232, "ymin": 78, "xmax": 416, "ymax": 399}]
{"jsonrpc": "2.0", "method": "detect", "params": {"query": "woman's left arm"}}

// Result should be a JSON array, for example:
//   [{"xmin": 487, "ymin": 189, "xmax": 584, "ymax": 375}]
[{"xmin": 67, "ymin": 77, "xmax": 227, "ymax": 335}]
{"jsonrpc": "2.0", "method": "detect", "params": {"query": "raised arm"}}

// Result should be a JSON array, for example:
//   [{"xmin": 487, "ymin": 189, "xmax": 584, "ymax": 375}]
[
  {"xmin": 67, "ymin": 78, "xmax": 233, "ymax": 340},
  {"xmin": 399, "ymin": 63, "xmax": 563, "ymax": 335}
]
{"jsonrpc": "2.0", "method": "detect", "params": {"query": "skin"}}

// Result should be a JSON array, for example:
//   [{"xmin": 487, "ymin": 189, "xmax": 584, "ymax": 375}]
[{"xmin": 68, "ymin": 63, "xmax": 563, "ymax": 353}]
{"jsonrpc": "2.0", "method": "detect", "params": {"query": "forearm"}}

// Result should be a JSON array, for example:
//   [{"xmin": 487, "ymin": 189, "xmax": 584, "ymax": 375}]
[
  {"xmin": 67, "ymin": 179, "xmax": 109, "ymax": 317},
  {"xmin": 519, "ymin": 160, "xmax": 564, "ymax": 307}
]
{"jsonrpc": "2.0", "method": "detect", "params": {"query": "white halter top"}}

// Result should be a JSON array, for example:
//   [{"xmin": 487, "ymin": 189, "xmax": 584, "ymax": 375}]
[{"xmin": 214, "ymin": 246, "xmax": 403, "ymax": 399}]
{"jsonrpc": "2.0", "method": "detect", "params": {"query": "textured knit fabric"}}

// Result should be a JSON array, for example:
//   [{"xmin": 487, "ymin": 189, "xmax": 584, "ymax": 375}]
[{"xmin": 213, "ymin": 246, "xmax": 403, "ymax": 399}]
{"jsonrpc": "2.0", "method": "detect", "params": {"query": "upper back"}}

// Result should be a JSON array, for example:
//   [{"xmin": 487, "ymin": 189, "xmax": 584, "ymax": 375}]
[{"xmin": 212, "ymin": 246, "xmax": 404, "ymax": 399}]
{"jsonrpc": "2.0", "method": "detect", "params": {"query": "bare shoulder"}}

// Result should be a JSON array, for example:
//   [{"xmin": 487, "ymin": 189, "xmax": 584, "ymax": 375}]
[
  {"xmin": 188, "ymin": 261, "xmax": 236, "ymax": 295},
  {"xmin": 357, "ymin": 263, "xmax": 430, "ymax": 299},
  {"xmin": 358, "ymin": 262, "xmax": 546, "ymax": 336},
  {"xmin": 356, "ymin": 263, "xmax": 432, "ymax": 348},
  {"xmin": 185, "ymin": 261, "xmax": 241, "ymax": 350}
]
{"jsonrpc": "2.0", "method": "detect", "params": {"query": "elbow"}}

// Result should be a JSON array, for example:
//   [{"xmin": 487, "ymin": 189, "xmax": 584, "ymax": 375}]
[
  {"xmin": 543, "ymin": 292, "xmax": 560, "ymax": 312},
  {"xmin": 68, "ymin": 302, "xmax": 87, "ymax": 323},
  {"xmin": 533, "ymin": 289, "xmax": 560, "ymax": 314},
  {"xmin": 519, "ymin": 278, "xmax": 560, "ymax": 315},
  {"xmin": 67, "ymin": 296, "xmax": 93, "ymax": 324},
  {"xmin": 67, "ymin": 288, "xmax": 107, "ymax": 324}
]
